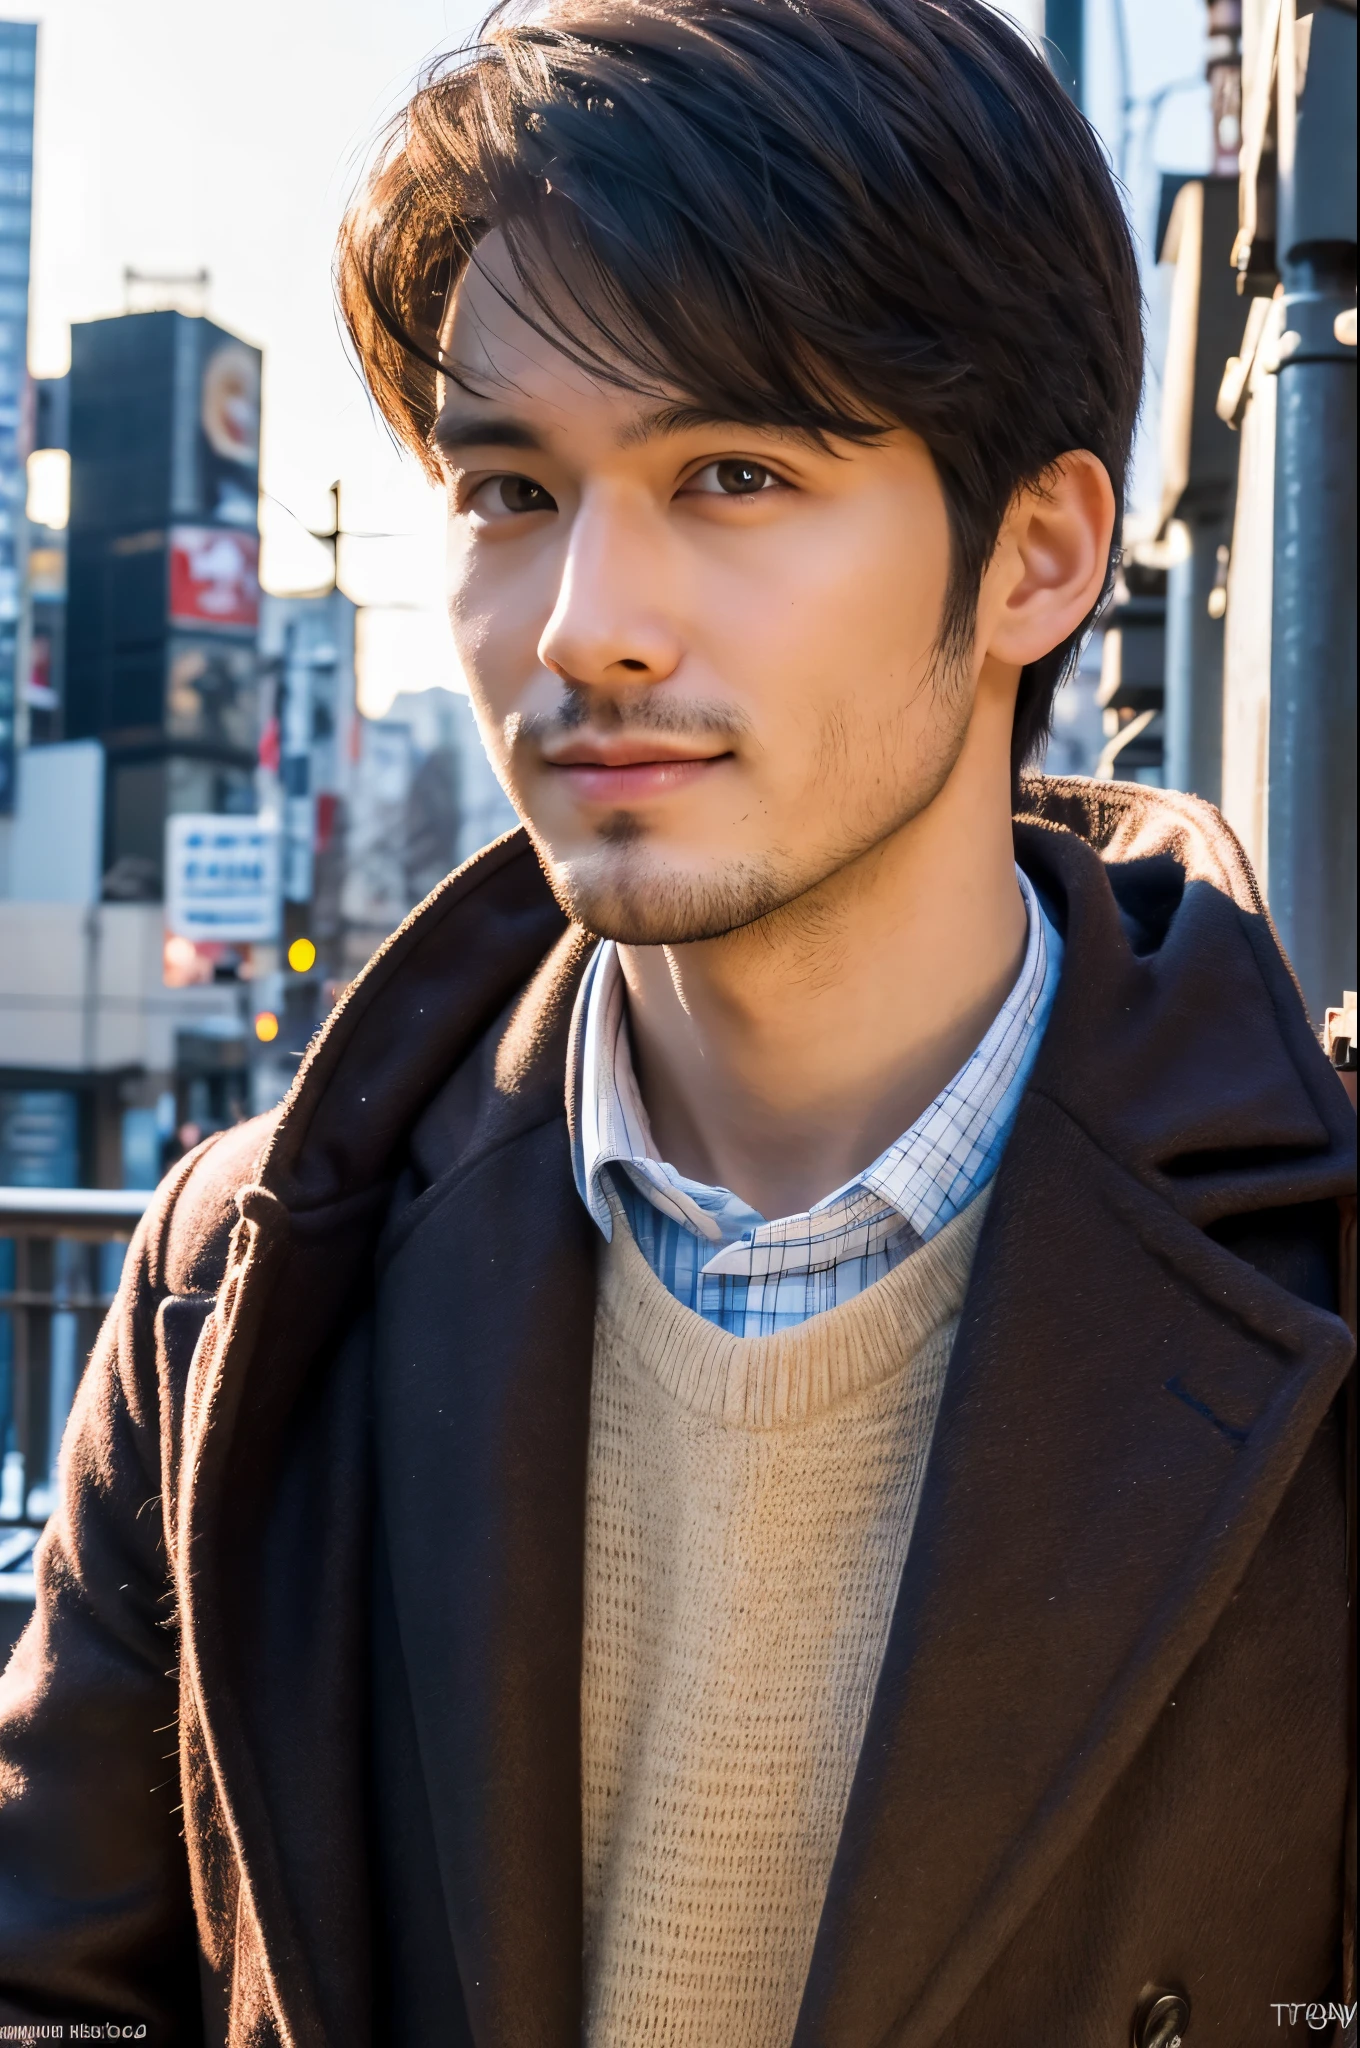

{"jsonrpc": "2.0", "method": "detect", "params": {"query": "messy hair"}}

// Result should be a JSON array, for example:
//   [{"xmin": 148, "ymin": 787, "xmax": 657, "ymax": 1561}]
[{"xmin": 339, "ymin": 0, "xmax": 1142, "ymax": 782}]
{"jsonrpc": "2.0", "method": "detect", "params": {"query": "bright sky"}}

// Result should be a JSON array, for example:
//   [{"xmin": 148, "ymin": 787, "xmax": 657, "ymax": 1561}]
[{"xmin": 11, "ymin": 0, "xmax": 1212, "ymax": 715}]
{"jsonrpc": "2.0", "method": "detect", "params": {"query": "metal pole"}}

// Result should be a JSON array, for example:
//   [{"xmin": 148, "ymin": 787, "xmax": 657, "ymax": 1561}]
[
  {"xmin": 1164, "ymin": 510, "xmax": 1231, "ymax": 803},
  {"xmin": 1268, "ymin": 245, "xmax": 1357, "ymax": 1023},
  {"xmin": 1044, "ymin": 0, "xmax": 1084, "ymax": 107}
]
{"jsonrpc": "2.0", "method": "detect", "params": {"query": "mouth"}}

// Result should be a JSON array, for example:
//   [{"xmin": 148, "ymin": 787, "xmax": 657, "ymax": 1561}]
[{"xmin": 541, "ymin": 736, "xmax": 733, "ymax": 805}]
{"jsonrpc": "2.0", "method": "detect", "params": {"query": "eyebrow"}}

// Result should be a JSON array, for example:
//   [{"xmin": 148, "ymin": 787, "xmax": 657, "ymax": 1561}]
[
  {"xmin": 431, "ymin": 400, "xmax": 819, "ymax": 462},
  {"xmin": 431, "ymin": 411, "xmax": 548, "ymax": 458},
  {"xmin": 615, "ymin": 402, "xmax": 756, "ymax": 449}
]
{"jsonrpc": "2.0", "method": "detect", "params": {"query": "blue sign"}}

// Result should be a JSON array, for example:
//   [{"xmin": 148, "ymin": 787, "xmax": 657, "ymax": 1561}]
[{"xmin": 165, "ymin": 813, "xmax": 281, "ymax": 943}]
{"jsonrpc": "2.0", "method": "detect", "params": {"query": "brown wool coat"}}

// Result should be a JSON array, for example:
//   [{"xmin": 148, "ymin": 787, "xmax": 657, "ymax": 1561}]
[{"xmin": 0, "ymin": 778, "xmax": 1354, "ymax": 2047}]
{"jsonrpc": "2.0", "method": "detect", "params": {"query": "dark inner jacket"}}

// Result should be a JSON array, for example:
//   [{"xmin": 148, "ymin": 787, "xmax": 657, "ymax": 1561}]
[{"xmin": 0, "ymin": 777, "xmax": 1354, "ymax": 2048}]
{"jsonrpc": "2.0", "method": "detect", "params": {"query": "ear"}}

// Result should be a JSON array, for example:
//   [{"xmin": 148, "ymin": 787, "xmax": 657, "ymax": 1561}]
[{"xmin": 977, "ymin": 450, "xmax": 1116, "ymax": 671}]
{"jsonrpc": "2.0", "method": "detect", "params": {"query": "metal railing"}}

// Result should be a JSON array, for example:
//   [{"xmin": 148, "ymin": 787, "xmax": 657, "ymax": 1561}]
[{"xmin": 0, "ymin": 1187, "xmax": 150, "ymax": 1606}]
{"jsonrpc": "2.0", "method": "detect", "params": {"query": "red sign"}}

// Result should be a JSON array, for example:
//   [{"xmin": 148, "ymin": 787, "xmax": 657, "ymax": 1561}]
[{"xmin": 169, "ymin": 525, "xmax": 260, "ymax": 631}]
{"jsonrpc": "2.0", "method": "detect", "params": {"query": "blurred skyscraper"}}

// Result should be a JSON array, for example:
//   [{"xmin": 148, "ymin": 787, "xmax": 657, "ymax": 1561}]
[
  {"xmin": 63, "ymin": 310, "xmax": 263, "ymax": 898},
  {"xmin": 0, "ymin": 21, "xmax": 35, "ymax": 817}
]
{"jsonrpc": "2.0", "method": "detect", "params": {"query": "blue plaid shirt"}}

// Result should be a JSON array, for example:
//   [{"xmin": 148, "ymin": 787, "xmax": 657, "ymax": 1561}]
[{"xmin": 572, "ymin": 869, "xmax": 1062, "ymax": 1337}]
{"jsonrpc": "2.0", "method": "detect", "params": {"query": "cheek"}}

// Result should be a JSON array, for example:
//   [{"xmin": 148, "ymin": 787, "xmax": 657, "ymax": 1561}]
[
  {"xmin": 709, "ymin": 502, "xmax": 949, "ymax": 783},
  {"xmin": 445, "ymin": 534, "xmax": 546, "ymax": 706},
  {"xmin": 827, "ymin": 498, "xmax": 949, "ymax": 671},
  {"xmin": 444, "ymin": 530, "xmax": 482, "ymax": 667}
]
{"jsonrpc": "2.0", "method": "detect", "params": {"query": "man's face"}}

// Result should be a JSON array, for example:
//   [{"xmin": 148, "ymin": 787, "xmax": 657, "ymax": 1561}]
[{"xmin": 439, "ymin": 236, "xmax": 979, "ymax": 944}]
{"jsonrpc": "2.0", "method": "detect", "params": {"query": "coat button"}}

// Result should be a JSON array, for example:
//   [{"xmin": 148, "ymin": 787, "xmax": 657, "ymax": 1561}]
[{"xmin": 1136, "ymin": 1990, "xmax": 1191, "ymax": 2048}]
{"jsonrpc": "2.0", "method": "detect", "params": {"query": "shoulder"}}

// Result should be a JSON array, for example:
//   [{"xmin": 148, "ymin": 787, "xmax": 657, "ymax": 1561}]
[
  {"xmin": 1015, "ymin": 776, "xmax": 1356, "ymax": 1237},
  {"xmin": 138, "ymin": 1111, "xmax": 282, "ymax": 1303}
]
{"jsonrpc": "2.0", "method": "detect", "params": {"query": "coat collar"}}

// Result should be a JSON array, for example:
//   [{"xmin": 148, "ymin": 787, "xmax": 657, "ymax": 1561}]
[{"xmin": 189, "ymin": 785, "xmax": 1355, "ymax": 2047}]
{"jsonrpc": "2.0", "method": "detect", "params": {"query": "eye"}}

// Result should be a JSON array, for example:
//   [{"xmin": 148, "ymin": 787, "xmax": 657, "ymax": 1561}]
[
  {"xmin": 466, "ymin": 474, "xmax": 558, "ymax": 519},
  {"xmin": 682, "ymin": 459, "xmax": 781, "ymax": 498}
]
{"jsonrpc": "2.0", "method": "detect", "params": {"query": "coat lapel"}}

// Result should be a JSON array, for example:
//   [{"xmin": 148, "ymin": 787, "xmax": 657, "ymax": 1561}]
[
  {"xmin": 794, "ymin": 816, "xmax": 1356, "ymax": 2046},
  {"xmin": 372, "ymin": 929, "xmax": 599, "ymax": 2048}
]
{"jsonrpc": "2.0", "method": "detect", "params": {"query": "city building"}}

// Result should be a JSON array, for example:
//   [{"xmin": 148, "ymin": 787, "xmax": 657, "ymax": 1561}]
[
  {"xmin": 0, "ymin": 20, "xmax": 35, "ymax": 817},
  {"xmin": 342, "ymin": 684, "xmax": 517, "ymax": 966},
  {"xmin": 26, "ymin": 374, "xmax": 69, "ymax": 745},
  {"xmin": 1, "ymin": 734, "xmax": 248, "ymax": 1186},
  {"xmin": 253, "ymin": 590, "xmax": 517, "ymax": 1084},
  {"xmin": 252, "ymin": 586, "xmax": 358, "ymax": 1090},
  {"xmin": 63, "ymin": 309, "xmax": 263, "ymax": 899}
]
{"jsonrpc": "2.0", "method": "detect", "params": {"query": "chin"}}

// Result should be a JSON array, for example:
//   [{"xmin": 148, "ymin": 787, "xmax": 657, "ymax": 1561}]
[{"xmin": 535, "ymin": 835, "xmax": 793, "ymax": 946}]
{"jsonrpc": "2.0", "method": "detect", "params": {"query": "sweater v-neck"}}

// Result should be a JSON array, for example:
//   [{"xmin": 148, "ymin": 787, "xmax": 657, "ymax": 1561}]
[{"xmin": 598, "ymin": 1182, "xmax": 990, "ymax": 1430}]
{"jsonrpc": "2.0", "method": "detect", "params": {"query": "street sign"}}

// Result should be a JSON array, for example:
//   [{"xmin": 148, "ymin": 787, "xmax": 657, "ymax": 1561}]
[{"xmin": 165, "ymin": 814, "xmax": 280, "ymax": 943}]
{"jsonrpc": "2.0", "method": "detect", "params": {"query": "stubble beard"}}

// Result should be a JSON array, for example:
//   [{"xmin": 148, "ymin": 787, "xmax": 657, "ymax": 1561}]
[
  {"xmin": 528, "ymin": 745, "xmax": 962, "ymax": 946},
  {"xmin": 529, "ymin": 815, "xmax": 798, "ymax": 945},
  {"xmin": 511, "ymin": 685, "xmax": 806, "ymax": 943},
  {"xmin": 514, "ymin": 666, "xmax": 974, "ymax": 947}
]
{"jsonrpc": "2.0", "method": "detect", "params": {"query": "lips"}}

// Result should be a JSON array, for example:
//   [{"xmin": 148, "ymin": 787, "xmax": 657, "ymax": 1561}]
[{"xmin": 542, "ymin": 736, "xmax": 730, "ymax": 804}]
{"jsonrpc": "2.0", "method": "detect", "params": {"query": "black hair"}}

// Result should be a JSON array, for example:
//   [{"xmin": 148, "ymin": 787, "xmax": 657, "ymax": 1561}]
[{"xmin": 339, "ymin": 0, "xmax": 1143, "ymax": 782}]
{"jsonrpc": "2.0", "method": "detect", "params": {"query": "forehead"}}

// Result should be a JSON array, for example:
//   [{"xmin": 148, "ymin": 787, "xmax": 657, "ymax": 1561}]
[{"xmin": 439, "ymin": 229, "xmax": 664, "ymax": 436}]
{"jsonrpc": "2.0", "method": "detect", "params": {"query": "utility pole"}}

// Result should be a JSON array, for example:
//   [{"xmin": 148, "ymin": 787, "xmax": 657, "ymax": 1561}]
[
  {"xmin": 1263, "ymin": 4, "xmax": 1356, "ymax": 1026},
  {"xmin": 1221, "ymin": 0, "xmax": 1356, "ymax": 1029}
]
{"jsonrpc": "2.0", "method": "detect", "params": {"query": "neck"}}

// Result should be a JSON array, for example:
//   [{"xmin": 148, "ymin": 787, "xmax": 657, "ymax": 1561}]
[{"xmin": 617, "ymin": 678, "xmax": 1026, "ymax": 1220}]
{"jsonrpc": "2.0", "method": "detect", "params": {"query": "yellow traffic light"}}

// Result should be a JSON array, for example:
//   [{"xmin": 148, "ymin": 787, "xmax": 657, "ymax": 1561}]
[
  {"xmin": 254, "ymin": 1010, "xmax": 280, "ymax": 1043},
  {"xmin": 287, "ymin": 937, "xmax": 317, "ymax": 973}
]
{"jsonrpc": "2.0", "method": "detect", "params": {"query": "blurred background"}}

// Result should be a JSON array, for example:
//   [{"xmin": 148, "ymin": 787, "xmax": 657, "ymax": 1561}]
[{"xmin": 0, "ymin": 0, "xmax": 1353, "ymax": 1609}]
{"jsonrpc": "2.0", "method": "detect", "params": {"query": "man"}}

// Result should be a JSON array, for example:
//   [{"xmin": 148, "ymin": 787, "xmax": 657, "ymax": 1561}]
[{"xmin": 0, "ymin": 0, "xmax": 1353, "ymax": 2041}]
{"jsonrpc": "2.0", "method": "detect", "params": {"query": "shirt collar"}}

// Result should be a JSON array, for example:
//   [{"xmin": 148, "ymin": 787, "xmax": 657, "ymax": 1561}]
[
  {"xmin": 571, "ymin": 866, "xmax": 1060, "ymax": 1249},
  {"xmin": 573, "ymin": 937, "xmax": 734, "ymax": 1241}
]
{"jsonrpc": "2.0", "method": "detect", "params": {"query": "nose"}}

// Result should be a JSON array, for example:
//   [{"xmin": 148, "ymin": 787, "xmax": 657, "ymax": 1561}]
[{"xmin": 537, "ymin": 486, "xmax": 682, "ymax": 690}]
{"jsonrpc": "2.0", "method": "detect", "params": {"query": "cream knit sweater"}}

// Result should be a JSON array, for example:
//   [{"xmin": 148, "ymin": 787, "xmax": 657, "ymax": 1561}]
[{"xmin": 581, "ymin": 1186, "xmax": 990, "ymax": 2048}]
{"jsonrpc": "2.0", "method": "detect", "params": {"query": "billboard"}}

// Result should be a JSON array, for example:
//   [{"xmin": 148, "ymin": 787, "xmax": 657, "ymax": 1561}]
[
  {"xmin": 0, "ymin": 1087, "xmax": 79, "ymax": 1189},
  {"xmin": 165, "ymin": 813, "xmax": 280, "ymax": 943},
  {"xmin": 168, "ymin": 526, "xmax": 260, "ymax": 631},
  {"xmin": 65, "ymin": 315, "xmax": 262, "ymax": 754},
  {"xmin": 166, "ymin": 636, "xmax": 258, "ymax": 750},
  {"xmin": 196, "ymin": 335, "xmax": 260, "ymax": 528}
]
